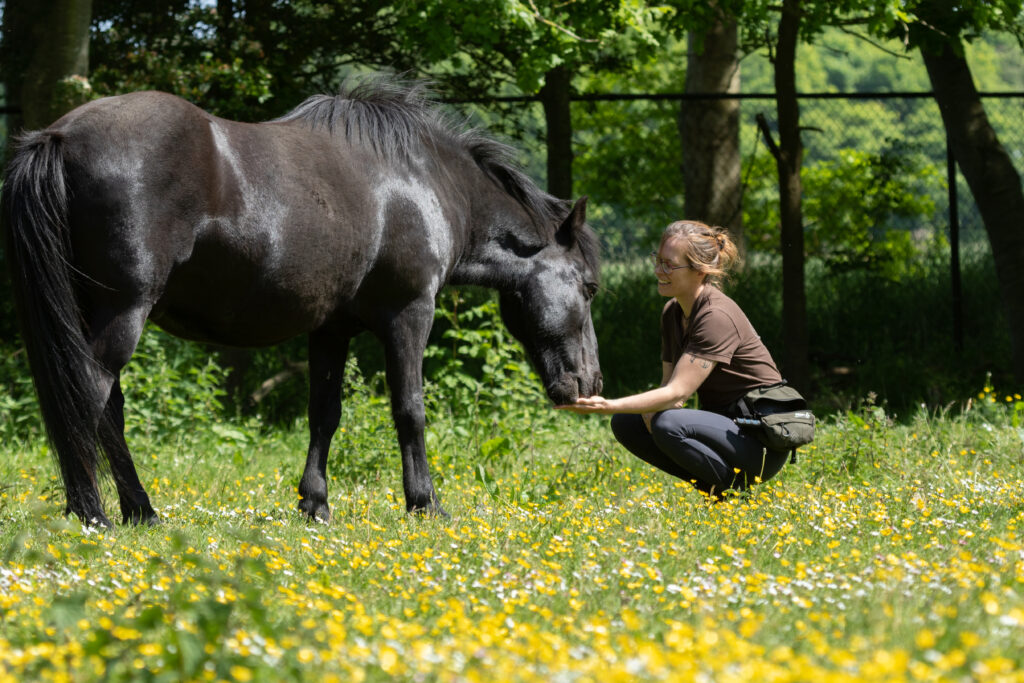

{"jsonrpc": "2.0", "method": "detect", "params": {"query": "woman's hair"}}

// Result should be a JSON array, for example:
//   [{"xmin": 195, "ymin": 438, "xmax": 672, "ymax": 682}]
[{"xmin": 659, "ymin": 220, "xmax": 740, "ymax": 286}]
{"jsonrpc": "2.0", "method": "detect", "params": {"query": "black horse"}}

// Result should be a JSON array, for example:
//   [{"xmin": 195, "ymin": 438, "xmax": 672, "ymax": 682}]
[{"xmin": 2, "ymin": 80, "xmax": 602, "ymax": 527}]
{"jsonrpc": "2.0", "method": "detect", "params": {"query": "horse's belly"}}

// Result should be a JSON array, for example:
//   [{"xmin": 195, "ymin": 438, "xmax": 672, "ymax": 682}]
[{"xmin": 152, "ymin": 270, "xmax": 357, "ymax": 347}]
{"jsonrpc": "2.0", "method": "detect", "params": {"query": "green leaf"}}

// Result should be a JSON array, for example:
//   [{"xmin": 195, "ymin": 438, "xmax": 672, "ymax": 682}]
[{"xmin": 480, "ymin": 436, "xmax": 511, "ymax": 460}]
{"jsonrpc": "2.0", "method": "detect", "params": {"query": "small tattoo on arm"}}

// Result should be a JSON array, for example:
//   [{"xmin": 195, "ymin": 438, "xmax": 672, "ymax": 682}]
[{"xmin": 686, "ymin": 354, "xmax": 712, "ymax": 369}]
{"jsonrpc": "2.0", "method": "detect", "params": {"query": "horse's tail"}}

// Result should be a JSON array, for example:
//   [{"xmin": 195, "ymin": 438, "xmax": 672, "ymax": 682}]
[{"xmin": 3, "ymin": 130, "xmax": 103, "ymax": 504}]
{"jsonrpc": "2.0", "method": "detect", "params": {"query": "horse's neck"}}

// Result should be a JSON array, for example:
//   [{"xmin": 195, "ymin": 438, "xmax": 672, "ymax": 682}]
[{"xmin": 449, "ymin": 202, "xmax": 537, "ymax": 291}]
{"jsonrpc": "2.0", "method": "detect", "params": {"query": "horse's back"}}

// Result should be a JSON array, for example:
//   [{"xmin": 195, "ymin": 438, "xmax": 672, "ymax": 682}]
[
  {"xmin": 38, "ymin": 90, "xmax": 469, "ymax": 347},
  {"xmin": 53, "ymin": 91, "xmax": 212, "ymax": 173}
]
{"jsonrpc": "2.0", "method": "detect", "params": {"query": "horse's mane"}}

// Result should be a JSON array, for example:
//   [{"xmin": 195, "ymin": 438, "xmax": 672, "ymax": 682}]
[{"xmin": 274, "ymin": 78, "xmax": 599, "ymax": 270}]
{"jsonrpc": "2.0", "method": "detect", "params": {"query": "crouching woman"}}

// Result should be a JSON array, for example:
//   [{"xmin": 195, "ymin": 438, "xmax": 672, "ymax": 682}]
[{"xmin": 557, "ymin": 220, "xmax": 798, "ymax": 499}]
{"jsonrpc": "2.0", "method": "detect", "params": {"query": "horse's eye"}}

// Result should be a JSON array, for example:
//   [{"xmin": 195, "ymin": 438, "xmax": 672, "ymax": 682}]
[{"xmin": 584, "ymin": 283, "xmax": 599, "ymax": 299}]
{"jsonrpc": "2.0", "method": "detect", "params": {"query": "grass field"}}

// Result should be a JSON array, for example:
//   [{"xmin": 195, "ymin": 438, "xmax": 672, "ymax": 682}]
[{"xmin": 1, "ymin": 384, "xmax": 1023, "ymax": 682}]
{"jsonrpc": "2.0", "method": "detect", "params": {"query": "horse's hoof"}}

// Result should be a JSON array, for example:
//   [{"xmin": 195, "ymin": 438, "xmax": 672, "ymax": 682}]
[
  {"xmin": 298, "ymin": 499, "xmax": 331, "ymax": 523},
  {"xmin": 407, "ymin": 502, "xmax": 449, "ymax": 519},
  {"xmin": 120, "ymin": 505, "xmax": 160, "ymax": 528},
  {"xmin": 84, "ymin": 516, "xmax": 115, "ymax": 530},
  {"xmin": 123, "ymin": 508, "xmax": 161, "ymax": 526},
  {"xmin": 67, "ymin": 508, "xmax": 114, "ymax": 529}
]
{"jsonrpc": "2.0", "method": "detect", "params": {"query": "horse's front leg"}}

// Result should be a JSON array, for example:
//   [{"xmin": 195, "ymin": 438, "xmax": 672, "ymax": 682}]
[
  {"xmin": 298, "ymin": 329, "xmax": 350, "ymax": 522},
  {"xmin": 382, "ymin": 301, "xmax": 446, "ymax": 516}
]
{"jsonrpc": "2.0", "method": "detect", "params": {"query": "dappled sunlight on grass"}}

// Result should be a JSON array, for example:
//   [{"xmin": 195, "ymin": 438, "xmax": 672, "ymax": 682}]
[{"xmin": 2, "ymin": 393, "xmax": 1024, "ymax": 681}]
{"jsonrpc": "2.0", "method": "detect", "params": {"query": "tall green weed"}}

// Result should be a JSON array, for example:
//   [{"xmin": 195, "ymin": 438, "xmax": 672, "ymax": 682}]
[
  {"xmin": 120, "ymin": 325, "xmax": 228, "ymax": 441},
  {"xmin": 0, "ymin": 344, "xmax": 38, "ymax": 441},
  {"xmin": 0, "ymin": 324, "xmax": 229, "ymax": 445},
  {"xmin": 423, "ymin": 289, "xmax": 554, "ymax": 479}
]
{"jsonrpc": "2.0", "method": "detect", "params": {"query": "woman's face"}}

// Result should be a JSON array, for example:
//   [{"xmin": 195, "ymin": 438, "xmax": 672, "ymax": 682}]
[{"xmin": 654, "ymin": 237, "xmax": 704, "ymax": 299}]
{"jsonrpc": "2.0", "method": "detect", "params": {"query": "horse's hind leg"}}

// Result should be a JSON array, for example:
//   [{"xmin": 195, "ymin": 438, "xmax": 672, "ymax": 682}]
[
  {"xmin": 298, "ymin": 329, "xmax": 350, "ymax": 522},
  {"xmin": 99, "ymin": 378, "xmax": 159, "ymax": 525},
  {"xmin": 88, "ymin": 305, "xmax": 158, "ymax": 525},
  {"xmin": 57, "ymin": 446, "xmax": 110, "ymax": 528}
]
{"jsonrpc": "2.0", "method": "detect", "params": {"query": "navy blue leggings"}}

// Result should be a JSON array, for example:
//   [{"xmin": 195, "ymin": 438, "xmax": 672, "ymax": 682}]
[{"xmin": 610, "ymin": 409, "xmax": 788, "ymax": 496}]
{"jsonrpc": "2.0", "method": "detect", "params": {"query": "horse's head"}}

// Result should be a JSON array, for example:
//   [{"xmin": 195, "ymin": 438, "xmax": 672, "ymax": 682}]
[{"xmin": 498, "ymin": 197, "xmax": 603, "ymax": 405}]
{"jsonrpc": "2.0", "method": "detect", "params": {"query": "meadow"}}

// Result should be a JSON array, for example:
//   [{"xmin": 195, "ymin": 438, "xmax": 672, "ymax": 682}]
[{"xmin": 1, "ymin": 358, "xmax": 1023, "ymax": 682}]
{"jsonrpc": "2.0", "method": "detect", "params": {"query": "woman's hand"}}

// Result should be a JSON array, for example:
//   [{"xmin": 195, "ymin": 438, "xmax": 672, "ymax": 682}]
[
  {"xmin": 556, "ymin": 354, "xmax": 714, "ymax": 417},
  {"xmin": 554, "ymin": 396, "xmax": 617, "ymax": 414}
]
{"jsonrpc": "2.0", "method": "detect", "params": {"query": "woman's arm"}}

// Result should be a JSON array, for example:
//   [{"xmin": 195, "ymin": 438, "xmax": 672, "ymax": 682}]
[
  {"xmin": 660, "ymin": 360, "xmax": 674, "ymax": 387},
  {"xmin": 641, "ymin": 361, "xmax": 678, "ymax": 430},
  {"xmin": 555, "ymin": 353, "xmax": 716, "ymax": 415}
]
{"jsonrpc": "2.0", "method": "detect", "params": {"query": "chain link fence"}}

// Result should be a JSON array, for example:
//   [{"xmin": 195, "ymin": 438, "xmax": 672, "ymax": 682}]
[
  {"xmin": 561, "ymin": 92, "xmax": 1024, "ymax": 254},
  {"xmin": 788, "ymin": 93, "xmax": 1022, "ymax": 240}
]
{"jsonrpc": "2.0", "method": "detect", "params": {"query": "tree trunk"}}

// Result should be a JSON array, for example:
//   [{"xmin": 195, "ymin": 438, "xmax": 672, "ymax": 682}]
[
  {"xmin": 20, "ymin": 0, "xmax": 93, "ymax": 129},
  {"xmin": 679, "ymin": 10, "xmax": 743, "ymax": 246},
  {"xmin": 1, "ymin": 2, "xmax": 33, "ymax": 136},
  {"xmin": 923, "ymin": 43, "xmax": 1024, "ymax": 383},
  {"xmin": 218, "ymin": 0, "xmax": 235, "ymax": 44},
  {"xmin": 773, "ymin": 0, "xmax": 810, "ymax": 393},
  {"xmin": 539, "ymin": 65, "xmax": 574, "ymax": 200}
]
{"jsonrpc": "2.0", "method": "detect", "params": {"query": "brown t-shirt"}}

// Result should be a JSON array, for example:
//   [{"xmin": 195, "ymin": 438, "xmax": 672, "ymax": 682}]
[{"xmin": 660, "ymin": 287, "xmax": 782, "ymax": 411}]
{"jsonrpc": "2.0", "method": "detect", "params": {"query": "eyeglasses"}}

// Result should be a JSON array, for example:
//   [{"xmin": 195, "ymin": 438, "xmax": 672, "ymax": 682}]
[{"xmin": 650, "ymin": 251, "xmax": 696, "ymax": 273}]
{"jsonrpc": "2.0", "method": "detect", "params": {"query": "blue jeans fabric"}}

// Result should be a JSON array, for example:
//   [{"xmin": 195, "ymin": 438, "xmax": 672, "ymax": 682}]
[{"xmin": 610, "ymin": 409, "xmax": 787, "ymax": 495}]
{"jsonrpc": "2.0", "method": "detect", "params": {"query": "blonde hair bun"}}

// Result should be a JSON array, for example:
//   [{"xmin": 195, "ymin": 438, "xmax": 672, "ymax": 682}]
[{"xmin": 660, "ymin": 220, "xmax": 739, "ymax": 284}]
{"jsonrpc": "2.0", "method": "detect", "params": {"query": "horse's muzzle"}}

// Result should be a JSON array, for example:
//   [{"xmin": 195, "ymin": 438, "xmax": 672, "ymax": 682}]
[{"xmin": 547, "ymin": 371, "xmax": 602, "ymax": 405}]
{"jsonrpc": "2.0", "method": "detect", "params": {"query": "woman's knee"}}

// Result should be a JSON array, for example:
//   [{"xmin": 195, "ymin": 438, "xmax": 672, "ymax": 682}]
[
  {"xmin": 610, "ymin": 413, "xmax": 645, "ymax": 446},
  {"xmin": 649, "ymin": 410, "xmax": 697, "ymax": 447}
]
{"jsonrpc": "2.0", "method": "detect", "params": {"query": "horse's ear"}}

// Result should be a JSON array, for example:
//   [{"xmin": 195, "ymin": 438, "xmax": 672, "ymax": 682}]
[{"xmin": 555, "ymin": 196, "xmax": 588, "ymax": 248}]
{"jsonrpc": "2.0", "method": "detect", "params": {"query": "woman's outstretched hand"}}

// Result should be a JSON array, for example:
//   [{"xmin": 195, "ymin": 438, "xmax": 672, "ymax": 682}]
[{"xmin": 554, "ymin": 396, "xmax": 616, "ymax": 414}]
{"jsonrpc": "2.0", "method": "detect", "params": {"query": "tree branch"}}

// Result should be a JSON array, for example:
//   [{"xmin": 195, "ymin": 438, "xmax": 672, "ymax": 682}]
[
  {"xmin": 524, "ymin": 0, "xmax": 599, "ymax": 43},
  {"xmin": 250, "ymin": 360, "xmax": 309, "ymax": 404},
  {"xmin": 755, "ymin": 112, "xmax": 780, "ymax": 162},
  {"xmin": 837, "ymin": 26, "xmax": 913, "ymax": 59}
]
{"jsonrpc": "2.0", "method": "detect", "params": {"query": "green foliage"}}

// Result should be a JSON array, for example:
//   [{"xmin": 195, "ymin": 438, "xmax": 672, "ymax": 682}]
[
  {"xmin": 895, "ymin": 0, "xmax": 1024, "ymax": 55},
  {"xmin": 573, "ymin": 39, "xmax": 688, "ymax": 257},
  {"xmin": 388, "ymin": 0, "xmax": 669, "ymax": 95},
  {"xmin": 589, "ymin": 259, "xmax": 666, "ymax": 398},
  {"xmin": 745, "ymin": 138, "xmax": 944, "ymax": 278},
  {"xmin": 0, "ymin": 324, "xmax": 230, "ymax": 447},
  {"xmin": 800, "ymin": 243, "xmax": 1011, "ymax": 416},
  {"xmin": 119, "ymin": 325, "xmax": 229, "ymax": 442},
  {"xmin": 567, "ymin": 25, "xmax": 1017, "ymax": 257},
  {"xmin": 733, "ymin": 0, "xmax": 905, "ymax": 58},
  {"xmin": 92, "ymin": 48, "xmax": 273, "ymax": 118},
  {"xmin": 824, "ymin": 392, "xmax": 894, "ymax": 477},
  {"xmin": 423, "ymin": 288, "xmax": 550, "ymax": 465},
  {"xmin": 89, "ymin": 5, "xmax": 272, "ymax": 120},
  {"xmin": 313, "ymin": 356, "xmax": 400, "ymax": 485},
  {"xmin": 0, "ymin": 344, "xmax": 38, "ymax": 442},
  {"xmin": 51, "ymin": 75, "xmax": 95, "ymax": 114},
  {"xmin": 965, "ymin": 372, "xmax": 1024, "ymax": 434}
]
